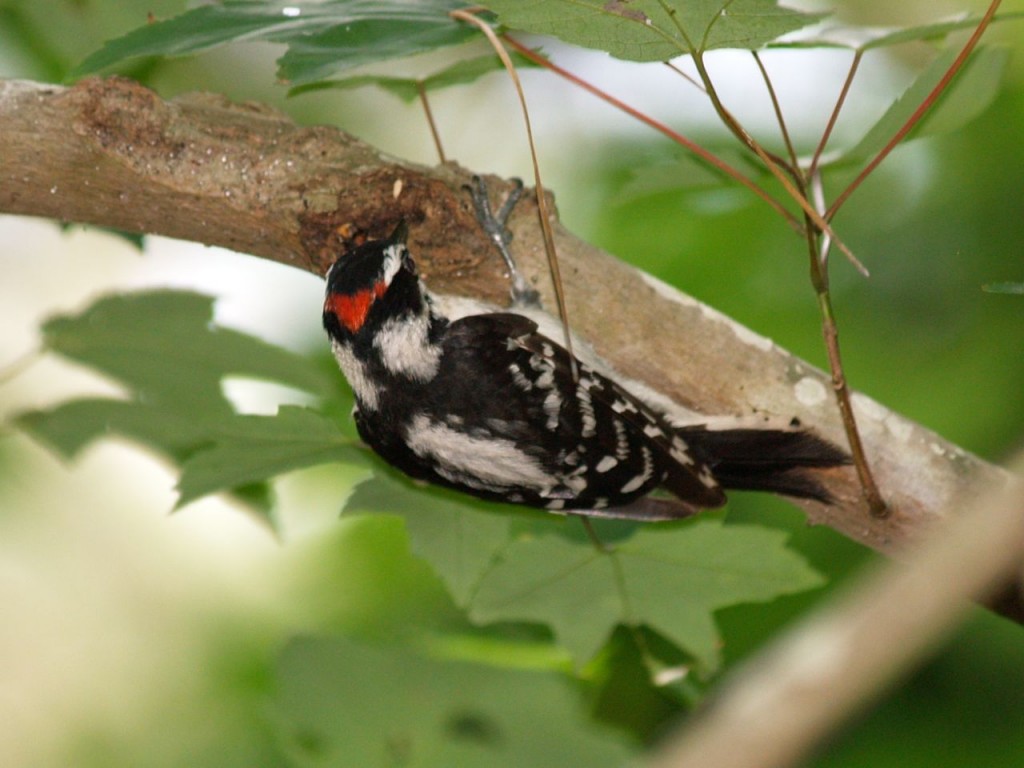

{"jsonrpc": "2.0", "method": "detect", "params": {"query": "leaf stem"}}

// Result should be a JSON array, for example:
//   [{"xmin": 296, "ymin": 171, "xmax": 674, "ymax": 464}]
[
  {"xmin": 581, "ymin": 518, "xmax": 614, "ymax": 553},
  {"xmin": 805, "ymin": 184, "xmax": 888, "ymax": 517},
  {"xmin": 752, "ymin": 51, "xmax": 799, "ymax": 171},
  {"xmin": 580, "ymin": 520, "xmax": 652, "ymax": 664},
  {"xmin": 451, "ymin": 10, "xmax": 577, "ymax": 375},
  {"xmin": 688, "ymin": 48, "xmax": 868, "ymax": 276},
  {"xmin": 415, "ymin": 80, "xmax": 446, "ymax": 164},
  {"xmin": 500, "ymin": 35, "xmax": 802, "ymax": 234},
  {"xmin": 810, "ymin": 50, "xmax": 863, "ymax": 178},
  {"xmin": 662, "ymin": 60, "xmax": 706, "ymax": 92}
]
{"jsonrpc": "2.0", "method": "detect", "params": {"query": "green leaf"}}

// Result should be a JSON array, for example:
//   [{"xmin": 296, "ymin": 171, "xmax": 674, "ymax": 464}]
[
  {"xmin": 14, "ymin": 398, "xmax": 215, "ymax": 461},
  {"xmin": 40, "ymin": 290, "xmax": 335, "ymax": 411},
  {"xmin": 288, "ymin": 51, "xmax": 541, "ymax": 101},
  {"xmin": 344, "ymin": 472, "xmax": 513, "ymax": 606},
  {"xmin": 613, "ymin": 149, "xmax": 744, "ymax": 206},
  {"xmin": 18, "ymin": 290, "xmax": 349, "ymax": 502},
  {"xmin": 859, "ymin": 13, "xmax": 1024, "ymax": 51},
  {"xmin": 470, "ymin": 519, "xmax": 823, "ymax": 671},
  {"xmin": 271, "ymin": 635, "xmax": 635, "ymax": 767},
  {"xmin": 911, "ymin": 46, "xmax": 1010, "ymax": 137},
  {"xmin": 841, "ymin": 45, "xmax": 1009, "ymax": 164},
  {"xmin": 176, "ymin": 405, "xmax": 366, "ymax": 507},
  {"xmin": 73, "ymin": 0, "xmax": 479, "ymax": 85},
  {"xmin": 481, "ymin": 0, "xmax": 823, "ymax": 61},
  {"xmin": 278, "ymin": 10, "xmax": 481, "ymax": 86},
  {"xmin": 771, "ymin": 12, "xmax": 1024, "ymax": 52}
]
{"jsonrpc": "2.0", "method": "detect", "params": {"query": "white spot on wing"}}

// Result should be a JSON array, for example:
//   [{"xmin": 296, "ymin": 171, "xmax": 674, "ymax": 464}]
[
  {"xmin": 611, "ymin": 398, "xmax": 638, "ymax": 414},
  {"xmin": 560, "ymin": 470, "xmax": 588, "ymax": 496},
  {"xmin": 621, "ymin": 474, "xmax": 646, "ymax": 494},
  {"xmin": 613, "ymin": 419, "xmax": 630, "ymax": 459},
  {"xmin": 596, "ymin": 456, "xmax": 618, "ymax": 473},
  {"xmin": 577, "ymin": 384, "xmax": 597, "ymax": 438},
  {"xmin": 643, "ymin": 423, "xmax": 664, "ymax": 439},
  {"xmin": 621, "ymin": 446, "xmax": 655, "ymax": 494},
  {"xmin": 698, "ymin": 466, "xmax": 718, "ymax": 488},
  {"xmin": 543, "ymin": 390, "xmax": 562, "ymax": 430},
  {"xmin": 535, "ymin": 370, "xmax": 555, "ymax": 390},
  {"xmin": 509, "ymin": 363, "xmax": 533, "ymax": 391},
  {"xmin": 669, "ymin": 435, "xmax": 695, "ymax": 466}
]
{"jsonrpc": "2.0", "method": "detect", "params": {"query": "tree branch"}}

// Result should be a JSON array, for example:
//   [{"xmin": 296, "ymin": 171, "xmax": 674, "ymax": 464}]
[{"xmin": 2, "ymin": 77, "xmax": 1021, "ymax": 620}]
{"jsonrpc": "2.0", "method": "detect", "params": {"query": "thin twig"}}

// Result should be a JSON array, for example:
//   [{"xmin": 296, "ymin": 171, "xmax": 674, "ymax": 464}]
[
  {"xmin": 450, "ymin": 10, "xmax": 577, "ymax": 375},
  {"xmin": 415, "ymin": 80, "xmax": 446, "ymax": 164},
  {"xmin": 827, "ymin": 0, "xmax": 1003, "ymax": 220},
  {"xmin": 662, "ymin": 60, "xmax": 706, "ymax": 92},
  {"xmin": 581, "ymin": 518, "xmax": 614, "ymax": 553},
  {"xmin": 809, "ymin": 50, "xmax": 863, "ymax": 178},
  {"xmin": 752, "ymin": 51, "xmax": 799, "ymax": 171},
  {"xmin": 807, "ymin": 172, "xmax": 887, "ymax": 516},
  {"xmin": 500, "ymin": 35, "xmax": 803, "ymax": 235},
  {"xmin": 667, "ymin": 0, "xmax": 865, "ymax": 272},
  {"xmin": 687, "ymin": 48, "xmax": 869, "ymax": 277},
  {"xmin": 664, "ymin": 0, "xmax": 879, "ymax": 505}
]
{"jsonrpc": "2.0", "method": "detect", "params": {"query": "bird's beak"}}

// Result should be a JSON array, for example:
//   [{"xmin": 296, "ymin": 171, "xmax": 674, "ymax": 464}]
[{"xmin": 389, "ymin": 220, "xmax": 409, "ymax": 245}]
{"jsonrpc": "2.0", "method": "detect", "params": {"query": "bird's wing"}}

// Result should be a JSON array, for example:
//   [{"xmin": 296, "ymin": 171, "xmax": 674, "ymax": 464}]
[{"xmin": 436, "ymin": 313, "xmax": 726, "ymax": 510}]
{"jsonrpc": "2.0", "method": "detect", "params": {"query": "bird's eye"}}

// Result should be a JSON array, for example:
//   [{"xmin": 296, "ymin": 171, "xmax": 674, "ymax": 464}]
[{"xmin": 402, "ymin": 250, "xmax": 417, "ymax": 275}]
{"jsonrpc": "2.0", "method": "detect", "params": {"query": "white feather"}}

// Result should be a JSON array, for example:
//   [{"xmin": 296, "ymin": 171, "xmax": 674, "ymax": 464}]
[
  {"xmin": 405, "ymin": 414, "xmax": 553, "ymax": 491},
  {"xmin": 374, "ymin": 315, "xmax": 442, "ymax": 381},
  {"xmin": 330, "ymin": 339, "xmax": 379, "ymax": 411}
]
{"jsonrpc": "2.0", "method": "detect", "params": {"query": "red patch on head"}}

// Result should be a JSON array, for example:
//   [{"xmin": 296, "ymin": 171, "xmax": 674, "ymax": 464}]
[{"xmin": 326, "ymin": 281, "xmax": 387, "ymax": 333}]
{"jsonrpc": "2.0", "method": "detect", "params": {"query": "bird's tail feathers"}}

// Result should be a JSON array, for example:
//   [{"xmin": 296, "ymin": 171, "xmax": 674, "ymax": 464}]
[{"xmin": 678, "ymin": 425, "xmax": 850, "ymax": 503}]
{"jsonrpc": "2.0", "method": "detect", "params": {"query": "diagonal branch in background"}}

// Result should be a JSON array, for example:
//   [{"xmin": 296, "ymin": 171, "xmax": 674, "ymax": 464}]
[
  {"xmin": 648, "ymin": 450, "xmax": 1024, "ymax": 768},
  {"xmin": 1, "ymin": 76, "xmax": 1021, "ymax": 621}
]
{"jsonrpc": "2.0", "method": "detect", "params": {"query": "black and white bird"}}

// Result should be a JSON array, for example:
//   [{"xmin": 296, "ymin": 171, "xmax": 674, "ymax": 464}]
[{"xmin": 322, "ymin": 180, "xmax": 848, "ymax": 521}]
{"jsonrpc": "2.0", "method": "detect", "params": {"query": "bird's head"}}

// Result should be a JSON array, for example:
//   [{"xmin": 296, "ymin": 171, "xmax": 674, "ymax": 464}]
[{"xmin": 322, "ymin": 222, "xmax": 428, "ymax": 341}]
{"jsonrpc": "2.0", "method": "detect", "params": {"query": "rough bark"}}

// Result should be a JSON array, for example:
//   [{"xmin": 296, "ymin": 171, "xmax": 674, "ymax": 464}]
[{"xmin": 2, "ymin": 76, "xmax": 1021, "ymax": 618}]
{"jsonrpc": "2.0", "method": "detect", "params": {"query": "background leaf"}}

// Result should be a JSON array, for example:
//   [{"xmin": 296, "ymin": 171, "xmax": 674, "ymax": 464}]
[
  {"xmin": 15, "ymin": 399, "xmax": 216, "ymax": 460},
  {"xmin": 271, "ymin": 635, "xmax": 636, "ymax": 767},
  {"xmin": 40, "ymin": 290, "xmax": 334, "ymax": 409},
  {"xmin": 481, "ymin": 0, "xmax": 823, "ymax": 60},
  {"xmin": 288, "ymin": 51, "xmax": 541, "ymax": 101},
  {"xmin": 839, "ymin": 45, "xmax": 1009, "ymax": 164},
  {"xmin": 772, "ymin": 12, "xmax": 1024, "ymax": 52},
  {"xmin": 17, "ymin": 290, "xmax": 355, "ymax": 516},
  {"xmin": 176, "ymin": 406, "xmax": 367, "ymax": 508},
  {"xmin": 73, "ymin": 0, "xmax": 479, "ymax": 85},
  {"xmin": 344, "ymin": 472, "xmax": 514, "ymax": 606},
  {"xmin": 470, "ymin": 519, "xmax": 824, "ymax": 671}
]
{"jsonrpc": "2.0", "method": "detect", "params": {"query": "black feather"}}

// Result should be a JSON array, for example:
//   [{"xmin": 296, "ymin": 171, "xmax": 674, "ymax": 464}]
[
  {"xmin": 324, "ymin": 230, "xmax": 850, "ymax": 520},
  {"xmin": 676, "ymin": 425, "xmax": 850, "ymax": 503}
]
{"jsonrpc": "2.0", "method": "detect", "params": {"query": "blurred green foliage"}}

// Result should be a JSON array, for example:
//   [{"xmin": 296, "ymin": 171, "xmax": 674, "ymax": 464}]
[{"xmin": 2, "ymin": 1, "xmax": 1023, "ymax": 766}]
